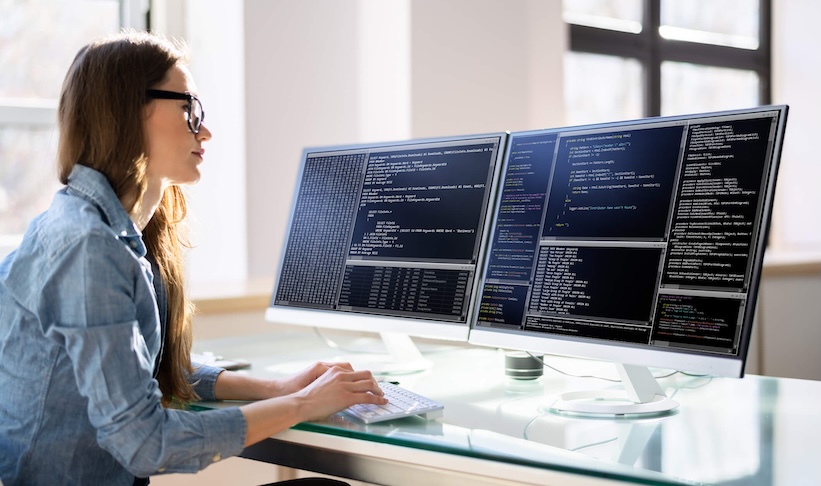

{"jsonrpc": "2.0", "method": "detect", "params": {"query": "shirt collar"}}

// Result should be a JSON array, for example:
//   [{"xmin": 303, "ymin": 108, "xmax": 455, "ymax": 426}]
[{"xmin": 66, "ymin": 164, "xmax": 147, "ymax": 257}]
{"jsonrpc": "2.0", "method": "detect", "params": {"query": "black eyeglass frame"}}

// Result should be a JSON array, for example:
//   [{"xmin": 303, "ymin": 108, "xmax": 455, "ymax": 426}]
[{"xmin": 145, "ymin": 89, "xmax": 205, "ymax": 134}]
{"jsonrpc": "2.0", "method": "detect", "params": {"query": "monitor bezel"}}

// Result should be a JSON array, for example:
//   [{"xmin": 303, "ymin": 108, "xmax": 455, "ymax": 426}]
[
  {"xmin": 266, "ymin": 132, "xmax": 510, "ymax": 342},
  {"xmin": 468, "ymin": 106, "xmax": 789, "ymax": 377}
]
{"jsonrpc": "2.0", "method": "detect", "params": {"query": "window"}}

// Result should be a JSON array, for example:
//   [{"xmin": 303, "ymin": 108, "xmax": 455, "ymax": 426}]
[
  {"xmin": 563, "ymin": 0, "xmax": 770, "ymax": 124},
  {"xmin": 562, "ymin": 1, "xmax": 821, "ymax": 254},
  {"xmin": 0, "ymin": 0, "xmax": 142, "ymax": 257}
]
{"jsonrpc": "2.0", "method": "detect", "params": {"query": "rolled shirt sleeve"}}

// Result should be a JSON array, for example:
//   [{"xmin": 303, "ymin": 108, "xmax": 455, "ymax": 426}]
[{"xmin": 190, "ymin": 364, "xmax": 225, "ymax": 402}]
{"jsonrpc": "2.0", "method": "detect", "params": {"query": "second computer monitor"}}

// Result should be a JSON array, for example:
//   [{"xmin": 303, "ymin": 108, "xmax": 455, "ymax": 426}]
[
  {"xmin": 266, "ymin": 133, "xmax": 507, "ymax": 354},
  {"xmin": 471, "ymin": 106, "xmax": 788, "ymax": 383}
]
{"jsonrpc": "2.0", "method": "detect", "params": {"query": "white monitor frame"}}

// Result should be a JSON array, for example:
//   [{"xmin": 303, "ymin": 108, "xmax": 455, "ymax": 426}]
[
  {"xmin": 469, "ymin": 106, "xmax": 788, "ymax": 395},
  {"xmin": 266, "ymin": 133, "xmax": 509, "ymax": 372}
]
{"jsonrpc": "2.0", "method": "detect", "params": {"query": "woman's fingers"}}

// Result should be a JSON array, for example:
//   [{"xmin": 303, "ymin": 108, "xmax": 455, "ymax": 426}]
[
  {"xmin": 319, "ymin": 367, "xmax": 387, "ymax": 401},
  {"xmin": 344, "ymin": 375, "xmax": 385, "ymax": 396},
  {"xmin": 315, "ymin": 361, "xmax": 355, "ymax": 372}
]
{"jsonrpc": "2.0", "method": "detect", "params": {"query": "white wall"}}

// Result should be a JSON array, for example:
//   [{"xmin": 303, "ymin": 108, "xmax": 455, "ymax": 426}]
[
  {"xmin": 187, "ymin": 2, "xmax": 248, "ymax": 286},
  {"xmin": 190, "ymin": 0, "xmax": 821, "ymax": 278},
  {"xmin": 771, "ymin": 0, "xmax": 821, "ymax": 252},
  {"xmin": 242, "ymin": 0, "xmax": 566, "ymax": 281},
  {"xmin": 409, "ymin": 0, "xmax": 565, "ymax": 137},
  {"xmin": 758, "ymin": 272, "xmax": 821, "ymax": 380},
  {"xmin": 759, "ymin": 0, "xmax": 821, "ymax": 381},
  {"xmin": 154, "ymin": 0, "xmax": 249, "ymax": 289},
  {"xmin": 244, "ymin": 0, "xmax": 394, "ymax": 283}
]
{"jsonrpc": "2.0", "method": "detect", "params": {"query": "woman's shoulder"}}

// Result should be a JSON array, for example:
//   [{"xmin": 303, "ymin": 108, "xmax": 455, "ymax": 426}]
[
  {"xmin": 2, "ymin": 191, "xmax": 144, "ymax": 315},
  {"xmin": 16, "ymin": 189, "xmax": 138, "ymax": 271},
  {"xmin": 42, "ymin": 191, "xmax": 123, "ymax": 248}
]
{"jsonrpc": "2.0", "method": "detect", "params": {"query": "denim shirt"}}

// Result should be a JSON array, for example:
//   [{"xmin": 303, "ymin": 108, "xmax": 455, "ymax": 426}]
[{"xmin": 0, "ymin": 165, "xmax": 246, "ymax": 485}]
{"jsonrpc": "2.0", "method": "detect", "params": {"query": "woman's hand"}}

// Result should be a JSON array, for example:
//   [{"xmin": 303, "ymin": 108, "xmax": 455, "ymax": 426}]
[
  {"xmin": 238, "ymin": 362, "xmax": 387, "ymax": 446},
  {"xmin": 277, "ymin": 361, "xmax": 357, "ymax": 395},
  {"xmin": 213, "ymin": 361, "xmax": 378, "ymax": 401},
  {"xmin": 291, "ymin": 364, "xmax": 387, "ymax": 422}
]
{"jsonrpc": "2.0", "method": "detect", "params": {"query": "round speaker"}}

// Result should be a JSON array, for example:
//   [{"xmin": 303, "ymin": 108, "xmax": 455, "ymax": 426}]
[{"xmin": 504, "ymin": 351, "xmax": 544, "ymax": 380}]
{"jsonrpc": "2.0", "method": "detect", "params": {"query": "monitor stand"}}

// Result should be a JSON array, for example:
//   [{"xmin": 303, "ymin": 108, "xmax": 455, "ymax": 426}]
[
  {"xmin": 612, "ymin": 417, "xmax": 665, "ymax": 465},
  {"xmin": 333, "ymin": 332, "xmax": 433, "ymax": 376},
  {"xmin": 547, "ymin": 363, "xmax": 678, "ymax": 417}
]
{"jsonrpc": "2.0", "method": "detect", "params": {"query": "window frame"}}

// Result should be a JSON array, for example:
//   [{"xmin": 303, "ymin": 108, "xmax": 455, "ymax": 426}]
[
  {"xmin": 0, "ymin": 0, "xmax": 147, "ymax": 126},
  {"xmin": 567, "ymin": 0, "xmax": 772, "ymax": 116}
]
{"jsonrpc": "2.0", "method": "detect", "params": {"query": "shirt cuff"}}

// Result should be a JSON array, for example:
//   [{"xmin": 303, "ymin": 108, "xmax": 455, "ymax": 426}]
[
  {"xmin": 195, "ymin": 406, "xmax": 247, "ymax": 466},
  {"xmin": 190, "ymin": 364, "xmax": 224, "ymax": 401}
]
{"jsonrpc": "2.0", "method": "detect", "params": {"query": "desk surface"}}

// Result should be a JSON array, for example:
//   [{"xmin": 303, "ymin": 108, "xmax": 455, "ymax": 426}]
[{"xmin": 196, "ymin": 327, "xmax": 821, "ymax": 486}]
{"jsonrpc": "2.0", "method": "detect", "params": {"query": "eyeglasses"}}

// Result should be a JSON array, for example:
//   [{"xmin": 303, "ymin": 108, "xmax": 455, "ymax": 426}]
[{"xmin": 145, "ymin": 89, "xmax": 205, "ymax": 134}]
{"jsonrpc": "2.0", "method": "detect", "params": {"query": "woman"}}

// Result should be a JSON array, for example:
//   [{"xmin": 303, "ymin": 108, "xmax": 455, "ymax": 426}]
[{"xmin": 0, "ymin": 30, "xmax": 386, "ymax": 485}]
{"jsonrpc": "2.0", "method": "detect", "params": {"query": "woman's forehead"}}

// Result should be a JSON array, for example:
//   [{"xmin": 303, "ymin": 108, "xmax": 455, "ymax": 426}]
[{"xmin": 159, "ymin": 64, "xmax": 198, "ymax": 95}]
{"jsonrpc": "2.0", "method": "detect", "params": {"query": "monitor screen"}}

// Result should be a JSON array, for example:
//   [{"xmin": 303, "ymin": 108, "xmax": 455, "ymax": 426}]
[
  {"xmin": 470, "ymin": 106, "xmax": 788, "ymax": 384},
  {"xmin": 266, "ymin": 133, "xmax": 507, "ymax": 354}
]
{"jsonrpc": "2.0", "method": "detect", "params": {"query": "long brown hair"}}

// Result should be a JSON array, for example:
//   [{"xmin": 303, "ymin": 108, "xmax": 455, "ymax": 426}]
[{"xmin": 57, "ymin": 30, "xmax": 197, "ymax": 407}]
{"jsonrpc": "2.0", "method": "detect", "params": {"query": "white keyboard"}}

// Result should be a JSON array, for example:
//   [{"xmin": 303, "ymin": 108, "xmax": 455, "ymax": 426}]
[{"xmin": 342, "ymin": 382, "xmax": 444, "ymax": 424}]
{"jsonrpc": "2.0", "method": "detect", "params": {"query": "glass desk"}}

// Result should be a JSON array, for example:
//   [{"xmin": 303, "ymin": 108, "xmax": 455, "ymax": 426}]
[{"xmin": 195, "ymin": 327, "xmax": 821, "ymax": 485}]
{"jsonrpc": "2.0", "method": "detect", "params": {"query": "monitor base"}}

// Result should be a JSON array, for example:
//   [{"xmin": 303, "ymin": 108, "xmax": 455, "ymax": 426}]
[
  {"xmin": 548, "ymin": 389, "xmax": 678, "ymax": 416},
  {"xmin": 334, "ymin": 332, "xmax": 433, "ymax": 375},
  {"xmin": 546, "ymin": 363, "xmax": 679, "ymax": 417},
  {"xmin": 333, "ymin": 353, "xmax": 433, "ymax": 375}
]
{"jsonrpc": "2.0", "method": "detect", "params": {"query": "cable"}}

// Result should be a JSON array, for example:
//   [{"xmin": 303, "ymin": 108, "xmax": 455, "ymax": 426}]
[
  {"xmin": 526, "ymin": 351, "xmax": 709, "ymax": 383},
  {"xmin": 525, "ymin": 352, "xmax": 620, "ymax": 382},
  {"xmin": 521, "ymin": 414, "xmax": 543, "ymax": 441},
  {"xmin": 570, "ymin": 437, "xmax": 619, "ymax": 452}
]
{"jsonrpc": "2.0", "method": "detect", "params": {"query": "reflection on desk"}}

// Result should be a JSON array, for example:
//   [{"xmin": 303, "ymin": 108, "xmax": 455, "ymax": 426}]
[{"xmin": 195, "ymin": 328, "xmax": 821, "ymax": 486}]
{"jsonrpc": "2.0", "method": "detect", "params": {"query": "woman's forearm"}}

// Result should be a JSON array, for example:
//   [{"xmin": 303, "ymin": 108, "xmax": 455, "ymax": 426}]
[
  {"xmin": 239, "ymin": 396, "xmax": 305, "ymax": 446},
  {"xmin": 213, "ymin": 370, "xmax": 283, "ymax": 401}
]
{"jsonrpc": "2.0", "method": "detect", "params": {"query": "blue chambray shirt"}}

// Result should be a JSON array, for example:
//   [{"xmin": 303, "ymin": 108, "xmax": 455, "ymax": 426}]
[{"xmin": 0, "ymin": 165, "xmax": 246, "ymax": 485}]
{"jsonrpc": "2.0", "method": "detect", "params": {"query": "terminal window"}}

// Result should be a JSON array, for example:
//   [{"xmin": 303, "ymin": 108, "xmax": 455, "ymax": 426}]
[
  {"xmin": 276, "ymin": 137, "xmax": 503, "ymax": 323},
  {"xmin": 477, "ymin": 111, "xmax": 780, "ymax": 356}
]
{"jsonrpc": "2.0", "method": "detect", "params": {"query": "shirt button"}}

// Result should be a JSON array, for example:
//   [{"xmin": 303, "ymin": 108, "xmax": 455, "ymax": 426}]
[
  {"xmin": 129, "ymin": 241, "xmax": 137, "ymax": 249},
  {"xmin": 212, "ymin": 453, "xmax": 222, "ymax": 463}
]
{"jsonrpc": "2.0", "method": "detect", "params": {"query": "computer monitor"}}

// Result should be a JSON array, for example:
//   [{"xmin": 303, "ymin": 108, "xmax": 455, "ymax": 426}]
[
  {"xmin": 470, "ymin": 106, "xmax": 788, "ymax": 415},
  {"xmin": 266, "ymin": 133, "xmax": 508, "ymax": 373}
]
